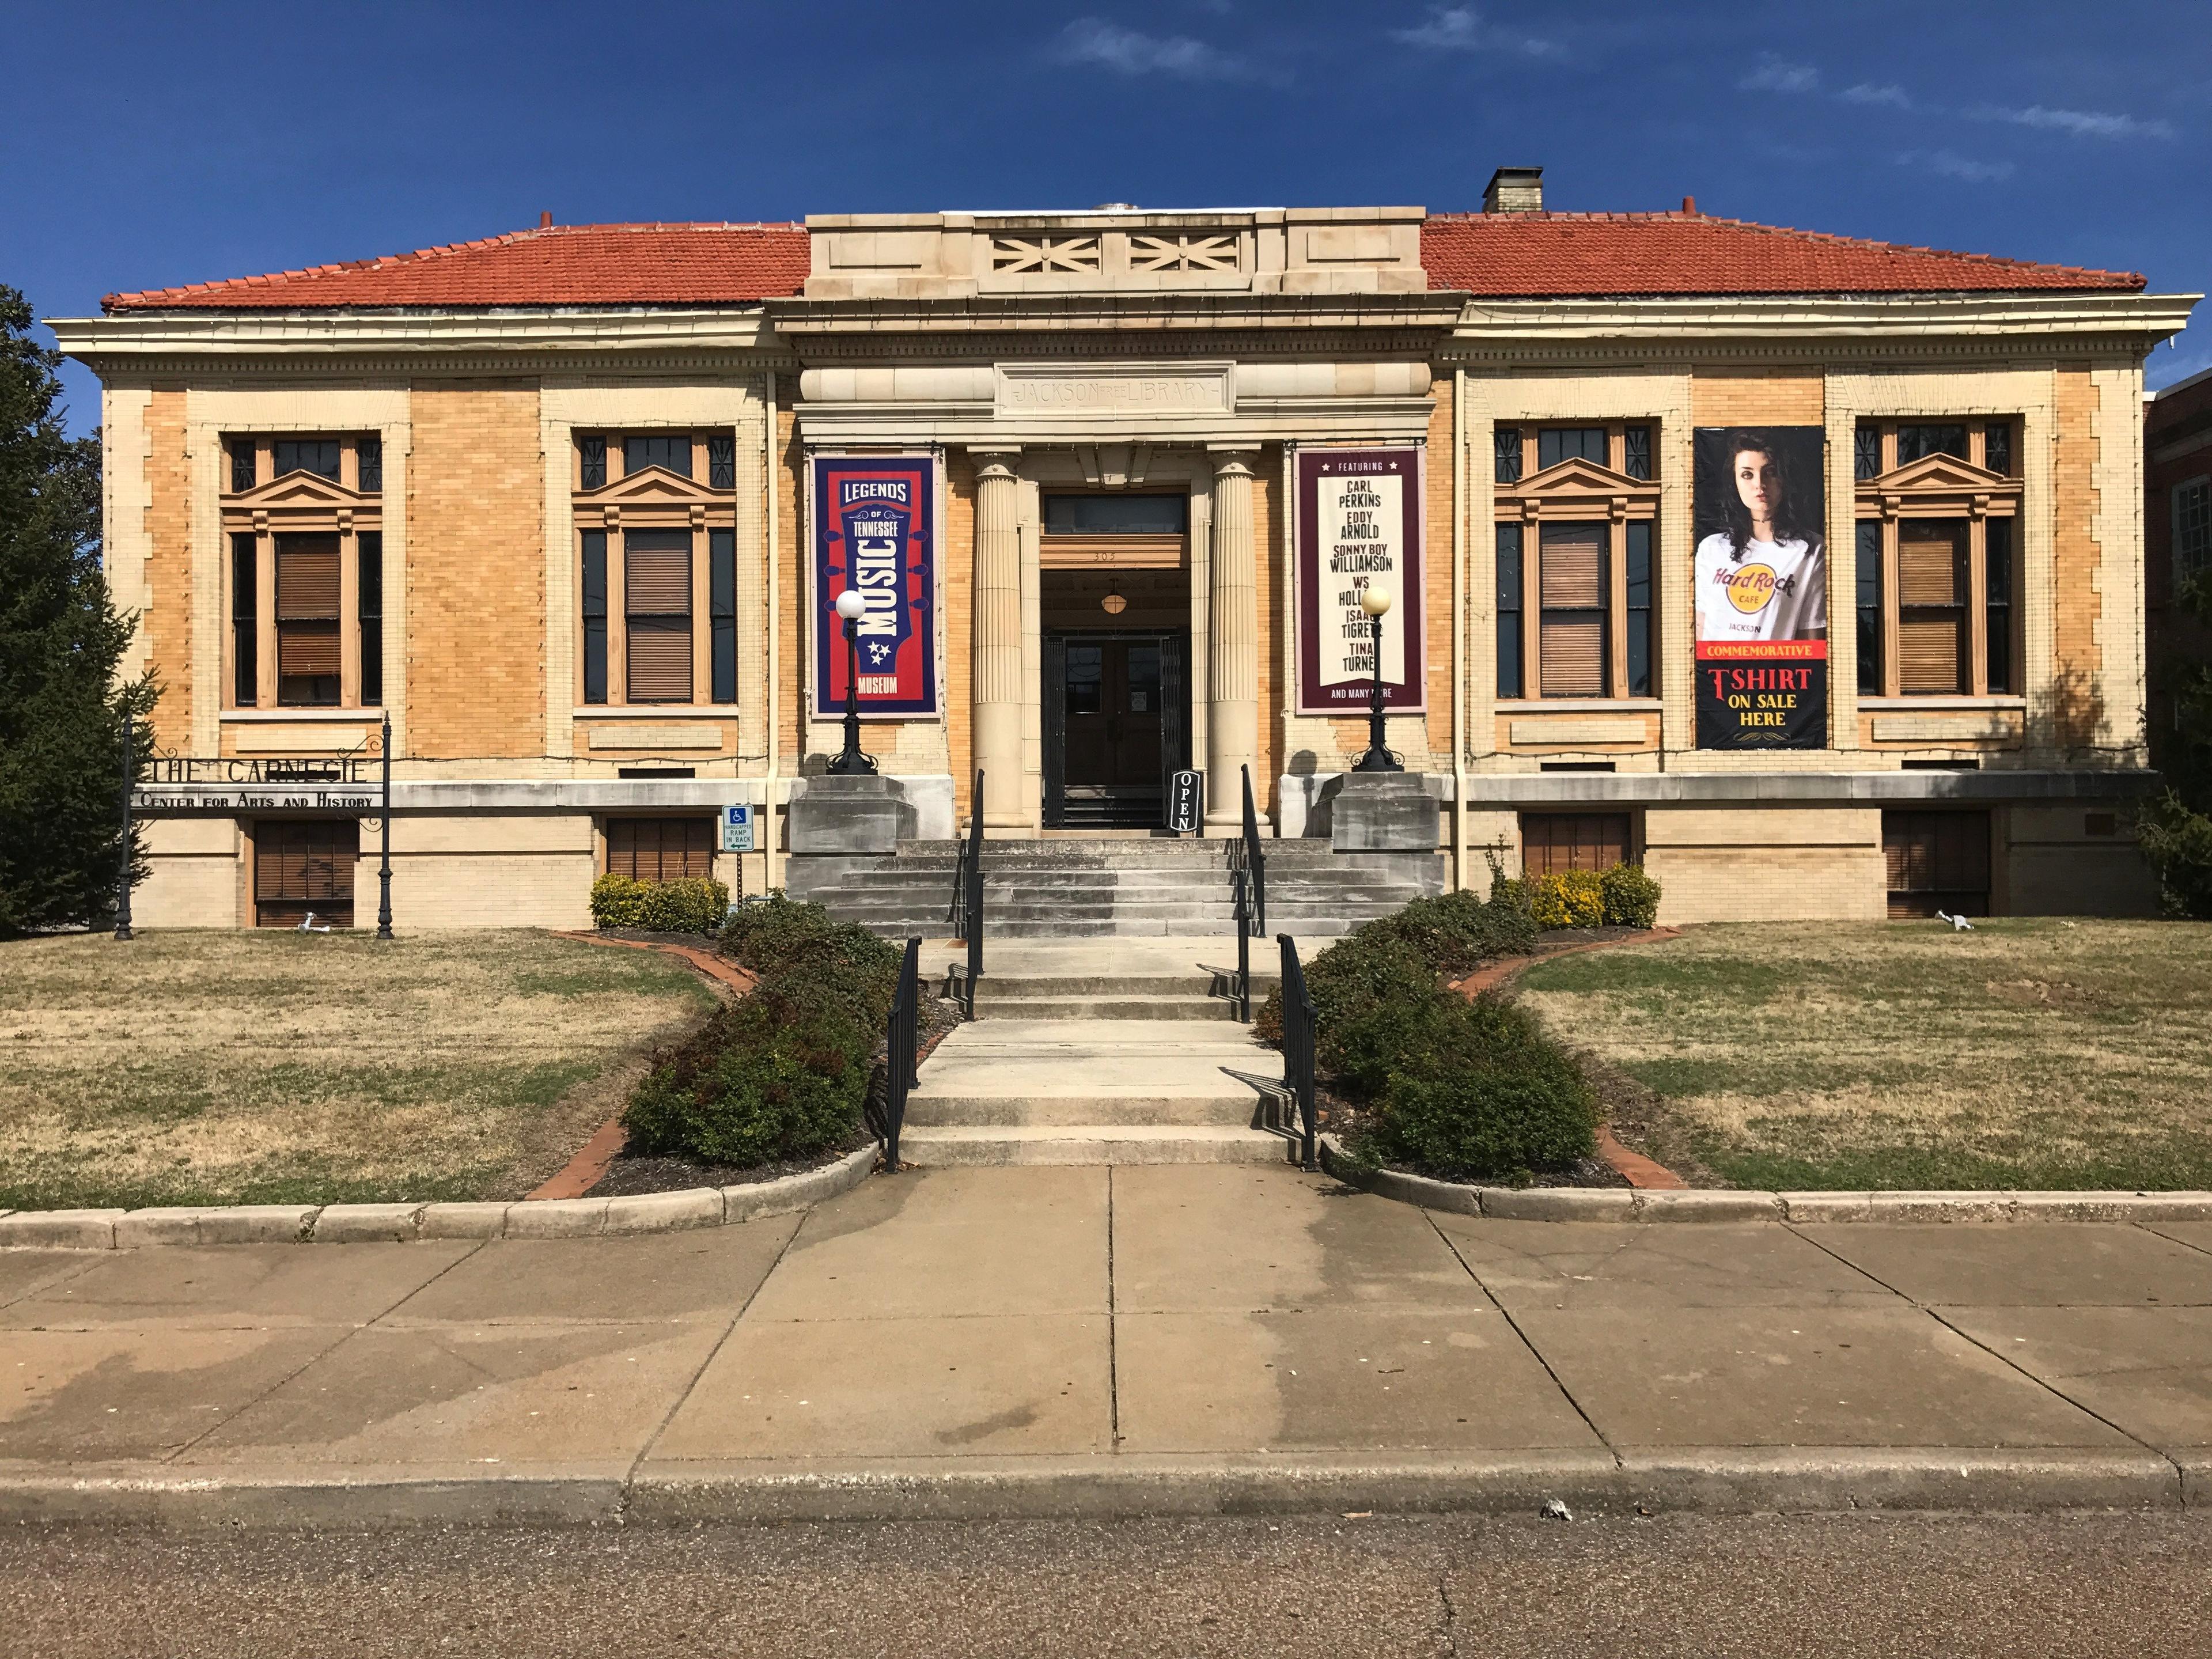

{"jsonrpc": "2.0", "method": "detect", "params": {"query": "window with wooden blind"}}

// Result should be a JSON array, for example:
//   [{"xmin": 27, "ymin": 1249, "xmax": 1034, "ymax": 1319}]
[
  {"xmin": 1897, "ymin": 521, "xmax": 1968, "ymax": 695},
  {"xmin": 221, "ymin": 434, "xmax": 383, "ymax": 710},
  {"xmin": 1521, "ymin": 812, "xmax": 1633, "ymax": 876},
  {"xmin": 1539, "ymin": 524, "xmax": 1608, "ymax": 697},
  {"xmin": 1854, "ymin": 418, "xmax": 2023, "ymax": 701},
  {"xmin": 1494, "ymin": 421, "xmax": 1661, "ymax": 704},
  {"xmin": 624, "ymin": 529, "xmax": 694, "ymax": 703},
  {"xmin": 574, "ymin": 431, "xmax": 738, "ymax": 709},
  {"xmin": 605, "ymin": 817, "xmax": 714, "ymax": 883},
  {"xmin": 254, "ymin": 820, "xmax": 357, "ymax": 928},
  {"xmin": 1882, "ymin": 810, "xmax": 1990, "ymax": 918},
  {"xmin": 275, "ymin": 533, "xmax": 342, "ymax": 706}
]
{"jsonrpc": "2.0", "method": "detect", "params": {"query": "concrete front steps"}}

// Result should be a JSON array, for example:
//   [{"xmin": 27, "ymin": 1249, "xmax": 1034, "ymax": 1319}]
[
  {"xmin": 794, "ymin": 837, "xmax": 1427, "ymax": 938},
  {"xmin": 897, "ymin": 945, "xmax": 1294, "ymax": 1166}
]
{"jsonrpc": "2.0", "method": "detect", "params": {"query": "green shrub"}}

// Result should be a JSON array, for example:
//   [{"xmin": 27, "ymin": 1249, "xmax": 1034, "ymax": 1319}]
[
  {"xmin": 719, "ymin": 893, "xmax": 903, "ymax": 1028},
  {"xmin": 1599, "ymin": 862, "xmax": 1662, "ymax": 929},
  {"xmin": 1357, "ymin": 994, "xmax": 1599, "ymax": 1180},
  {"xmin": 1254, "ymin": 888, "xmax": 1534, "ymax": 1044},
  {"xmin": 1527, "ymin": 870, "xmax": 1605, "ymax": 930},
  {"xmin": 2139, "ymin": 791, "xmax": 2212, "ymax": 920},
  {"xmin": 590, "ymin": 873, "xmax": 730, "ymax": 935},
  {"xmin": 621, "ymin": 984, "xmax": 872, "ymax": 1166}
]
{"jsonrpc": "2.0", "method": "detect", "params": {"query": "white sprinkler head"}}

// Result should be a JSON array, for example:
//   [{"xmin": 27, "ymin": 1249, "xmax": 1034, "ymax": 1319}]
[
  {"xmin": 834, "ymin": 589, "xmax": 867, "ymax": 622},
  {"xmin": 1359, "ymin": 582, "xmax": 1393, "ymax": 618}
]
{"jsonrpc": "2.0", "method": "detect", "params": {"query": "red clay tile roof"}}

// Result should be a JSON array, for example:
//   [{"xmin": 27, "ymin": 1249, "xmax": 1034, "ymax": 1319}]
[
  {"xmin": 103, "ymin": 209, "xmax": 2145, "ymax": 311},
  {"xmin": 103, "ymin": 222, "xmax": 809, "ymax": 311},
  {"xmin": 1420, "ymin": 210, "xmax": 2144, "ymax": 297}
]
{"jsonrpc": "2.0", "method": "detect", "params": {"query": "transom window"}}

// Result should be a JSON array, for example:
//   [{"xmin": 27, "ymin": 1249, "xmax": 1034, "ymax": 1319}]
[
  {"xmin": 574, "ymin": 431, "xmax": 738, "ymax": 709},
  {"xmin": 1493, "ymin": 420, "xmax": 1661, "ymax": 702},
  {"xmin": 221, "ymin": 433, "xmax": 383, "ymax": 709},
  {"xmin": 1854, "ymin": 419, "xmax": 2018, "ymax": 482},
  {"xmin": 1854, "ymin": 418, "xmax": 2023, "ymax": 698},
  {"xmin": 1495, "ymin": 423, "xmax": 1656, "ymax": 484}
]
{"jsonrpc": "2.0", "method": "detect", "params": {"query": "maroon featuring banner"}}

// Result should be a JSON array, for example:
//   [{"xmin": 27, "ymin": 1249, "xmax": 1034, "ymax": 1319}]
[{"xmin": 1294, "ymin": 446, "xmax": 1425, "ymax": 715}]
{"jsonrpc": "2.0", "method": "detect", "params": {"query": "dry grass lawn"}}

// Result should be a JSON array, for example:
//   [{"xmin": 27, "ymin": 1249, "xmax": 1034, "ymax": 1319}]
[
  {"xmin": 1516, "ymin": 918, "xmax": 2212, "ymax": 1191},
  {"xmin": 0, "ymin": 930, "xmax": 714, "ymax": 1210}
]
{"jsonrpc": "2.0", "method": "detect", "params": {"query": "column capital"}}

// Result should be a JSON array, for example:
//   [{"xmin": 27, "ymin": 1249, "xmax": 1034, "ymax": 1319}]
[
  {"xmin": 1207, "ymin": 446, "xmax": 1259, "ymax": 478},
  {"xmin": 968, "ymin": 445, "xmax": 1021, "ymax": 474}
]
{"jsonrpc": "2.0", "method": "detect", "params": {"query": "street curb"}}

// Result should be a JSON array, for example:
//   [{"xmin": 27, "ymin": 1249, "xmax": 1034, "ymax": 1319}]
[
  {"xmin": 0, "ymin": 1145, "xmax": 880, "ymax": 1251},
  {"xmin": 0, "ymin": 1448, "xmax": 2183, "ymax": 1529},
  {"xmin": 1316, "ymin": 1138, "xmax": 2212, "ymax": 1224}
]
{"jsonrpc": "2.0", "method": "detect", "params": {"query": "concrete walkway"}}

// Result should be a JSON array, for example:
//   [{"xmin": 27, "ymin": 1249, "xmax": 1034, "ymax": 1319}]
[{"xmin": 4, "ymin": 1165, "xmax": 2211, "ymax": 1524}]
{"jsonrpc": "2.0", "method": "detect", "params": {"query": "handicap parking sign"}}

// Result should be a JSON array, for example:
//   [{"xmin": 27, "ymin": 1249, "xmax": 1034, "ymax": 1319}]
[{"xmin": 721, "ymin": 802, "xmax": 755, "ymax": 853}]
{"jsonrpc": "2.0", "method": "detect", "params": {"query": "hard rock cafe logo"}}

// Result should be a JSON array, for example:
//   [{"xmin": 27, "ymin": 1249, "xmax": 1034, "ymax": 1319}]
[{"xmin": 1717, "ymin": 562, "xmax": 1779, "ymax": 613}]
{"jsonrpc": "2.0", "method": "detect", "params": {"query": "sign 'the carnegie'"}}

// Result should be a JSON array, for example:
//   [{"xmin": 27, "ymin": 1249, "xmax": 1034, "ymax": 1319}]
[
  {"xmin": 1294, "ymin": 446, "xmax": 1426, "ymax": 715},
  {"xmin": 812, "ymin": 454, "xmax": 940, "ymax": 718}
]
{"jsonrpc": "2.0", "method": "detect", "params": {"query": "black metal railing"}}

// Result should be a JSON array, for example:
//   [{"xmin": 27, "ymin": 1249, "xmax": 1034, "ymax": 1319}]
[
  {"xmin": 948, "ymin": 768, "xmax": 984, "ymax": 1019},
  {"xmin": 866, "ymin": 935, "xmax": 924, "ymax": 1169},
  {"xmin": 1227, "ymin": 765, "xmax": 1267, "ymax": 1021},
  {"xmin": 1278, "ymin": 934, "xmax": 1319, "ymax": 1172}
]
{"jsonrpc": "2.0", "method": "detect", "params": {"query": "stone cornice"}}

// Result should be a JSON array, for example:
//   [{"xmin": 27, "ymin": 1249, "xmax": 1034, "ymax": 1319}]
[
  {"xmin": 1441, "ymin": 291, "xmax": 2198, "ymax": 358},
  {"xmin": 765, "ymin": 291, "xmax": 1468, "ymax": 336},
  {"xmin": 48, "ymin": 307, "xmax": 787, "ymax": 373}
]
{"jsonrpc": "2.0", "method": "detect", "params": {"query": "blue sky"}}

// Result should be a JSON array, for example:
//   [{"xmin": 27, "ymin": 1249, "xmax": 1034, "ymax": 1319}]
[{"xmin": 7, "ymin": 1, "xmax": 2207, "ymax": 435}]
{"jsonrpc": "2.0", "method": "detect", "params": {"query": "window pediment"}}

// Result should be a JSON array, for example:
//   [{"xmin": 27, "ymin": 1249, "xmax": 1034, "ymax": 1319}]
[
  {"xmin": 1496, "ymin": 456, "xmax": 1660, "ymax": 519},
  {"xmin": 230, "ymin": 471, "xmax": 375, "ymax": 512},
  {"xmin": 578, "ymin": 465, "xmax": 729, "ymax": 506},
  {"xmin": 1860, "ymin": 453, "xmax": 2013, "ymax": 495}
]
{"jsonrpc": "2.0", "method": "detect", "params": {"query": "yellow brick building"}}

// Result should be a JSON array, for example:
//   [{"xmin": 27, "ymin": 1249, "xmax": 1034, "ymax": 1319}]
[{"xmin": 55, "ymin": 172, "xmax": 2197, "ymax": 931}]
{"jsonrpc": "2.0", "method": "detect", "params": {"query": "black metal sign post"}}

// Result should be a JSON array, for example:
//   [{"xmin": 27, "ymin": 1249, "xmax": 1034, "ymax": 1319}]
[
  {"xmin": 375, "ymin": 713, "xmax": 394, "ymax": 939},
  {"xmin": 114, "ymin": 707, "xmax": 135, "ymax": 941}
]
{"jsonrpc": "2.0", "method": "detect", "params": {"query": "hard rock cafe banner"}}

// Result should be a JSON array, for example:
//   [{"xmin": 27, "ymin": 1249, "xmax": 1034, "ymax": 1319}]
[
  {"xmin": 1294, "ymin": 445, "xmax": 1426, "ymax": 715},
  {"xmin": 812, "ymin": 453, "xmax": 940, "ymax": 718},
  {"xmin": 1693, "ymin": 426, "xmax": 1828, "ymax": 749}
]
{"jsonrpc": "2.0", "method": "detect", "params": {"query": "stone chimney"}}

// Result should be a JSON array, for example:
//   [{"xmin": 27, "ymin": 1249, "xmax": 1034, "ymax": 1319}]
[{"xmin": 1482, "ymin": 167, "xmax": 1544, "ymax": 214}]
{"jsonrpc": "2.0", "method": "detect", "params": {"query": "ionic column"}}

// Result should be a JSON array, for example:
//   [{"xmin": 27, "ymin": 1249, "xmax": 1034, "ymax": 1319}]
[
  {"xmin": 1206, "ymin": 448, "xmax": 1262, "ymax": 828},
  {"xmin": 970, "ymin": 450, "xmax": 1025, "ymax": 828}
]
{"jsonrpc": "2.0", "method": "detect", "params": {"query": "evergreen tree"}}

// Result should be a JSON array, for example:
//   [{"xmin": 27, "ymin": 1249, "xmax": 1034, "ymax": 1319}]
[
  {"xmin": 0, "ymin": 286, "xmax": 156, "ymax": 937},
  {"xmin": 2141, "ymin": 569, "xmax": 2212, "ymax": 918}
]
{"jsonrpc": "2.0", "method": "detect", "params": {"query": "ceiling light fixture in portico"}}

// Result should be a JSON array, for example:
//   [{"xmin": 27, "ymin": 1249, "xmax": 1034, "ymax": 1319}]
[{"xmin": 1101, "ymin": 587, "xmax": 1128, "ymax": 615}]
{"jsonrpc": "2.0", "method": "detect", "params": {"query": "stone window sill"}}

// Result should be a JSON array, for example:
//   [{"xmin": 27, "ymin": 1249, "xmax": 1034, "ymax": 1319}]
[
  {"xmin": 1859, "ymin": 696, "xmax": 2027, "ymax": 710},
  {"xmin": 1494, "ymin": 699, "xmax": 1663, "ymax": 712},
  {"xmin": 221, "ymin": 707, "xmax": 383, "ymax": 721}
]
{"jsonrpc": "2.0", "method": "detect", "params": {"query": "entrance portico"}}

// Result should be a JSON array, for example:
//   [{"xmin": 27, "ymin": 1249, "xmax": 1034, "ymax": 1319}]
[{"xmin": 778, "ymin": 206, "xmax": 1455, "ymax": 836}]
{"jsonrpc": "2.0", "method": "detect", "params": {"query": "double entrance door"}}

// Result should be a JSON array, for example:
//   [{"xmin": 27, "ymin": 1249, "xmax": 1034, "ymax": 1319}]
[{"xmin": 1044, "ymin": 632, "xmax": 1189, "ymax": 828}]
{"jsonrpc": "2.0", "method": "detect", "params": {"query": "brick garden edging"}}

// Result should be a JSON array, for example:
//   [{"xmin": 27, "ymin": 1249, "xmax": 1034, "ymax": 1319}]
[
  {"xmin": 1316, "ymin": 1136, "xmax": 2212, "ymax": 1223},
  {"xmin": 0, "ymin": 1143, "xmax": 881, "ymax": 1250}
]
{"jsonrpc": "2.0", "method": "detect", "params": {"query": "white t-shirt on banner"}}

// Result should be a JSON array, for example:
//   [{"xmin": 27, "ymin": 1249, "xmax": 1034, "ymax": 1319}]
[{"xmin": 1694, "ymin": 534, "xmax": 1826, "ymax": 643}]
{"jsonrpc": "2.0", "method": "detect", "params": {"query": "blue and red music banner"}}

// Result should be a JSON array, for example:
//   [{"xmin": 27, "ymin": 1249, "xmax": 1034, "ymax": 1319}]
[{"xmin": 812, "ymin": 454, "xmax": 940, "ymax": 718}]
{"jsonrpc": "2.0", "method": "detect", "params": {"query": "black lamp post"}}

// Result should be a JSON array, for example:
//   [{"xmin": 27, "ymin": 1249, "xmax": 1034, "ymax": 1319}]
[
  {"xmin": 827, "ymin": 588, "xmax": 877, "ymax": 776},
  {"xmin": 1350, "ymin": 581, "xmax": 1402, "ymax": 773},
  {"xmin": 375, "ymin": 712, "xmax": 395, "ymax": 940},
  {"xmin": 114, "ymin": 705, "xmax": 135, "ymax": 941}
]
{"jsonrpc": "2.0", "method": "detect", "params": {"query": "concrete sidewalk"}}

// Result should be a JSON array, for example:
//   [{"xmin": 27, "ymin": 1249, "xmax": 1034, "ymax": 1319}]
[{"xmin": 3, "ymin": 1165, "xmax": 2210, "ymax": 1524}]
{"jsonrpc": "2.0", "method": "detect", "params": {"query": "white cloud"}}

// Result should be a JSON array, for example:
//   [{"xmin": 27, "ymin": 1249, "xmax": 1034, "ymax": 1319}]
[
  {"xmin": 1971, "ymin": 104, "xmax": 2176, "ymax": 141},
  {"xmin": 1391, "ymin": 6, "xmax": 1558, "ymax": 58},
  {"xmin": 1843, "ymin": 82, "xmax": 1911, "ymax": 108},
  {"xmin": 1896, "ymin": 148, "xmax": 2016, "ymax": 184},
  {"xmin": 1739, "ymin": 53, "xmax": 1818, "ymax": 93},
  {"xmin": 1048, "ymin": 17, "xmax": 1253, "ymax": 80}
]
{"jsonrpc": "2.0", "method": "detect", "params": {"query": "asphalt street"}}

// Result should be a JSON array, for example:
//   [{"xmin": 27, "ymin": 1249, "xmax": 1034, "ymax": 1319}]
[{"xmin": 6, "ymin": 1510, "xmax": 2210, "ymax": 1657}]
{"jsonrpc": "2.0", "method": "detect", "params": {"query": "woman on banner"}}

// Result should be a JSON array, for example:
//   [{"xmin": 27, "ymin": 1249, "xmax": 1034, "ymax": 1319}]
[{"xmin": 1694, "ymin": 431, "xmax": 1826, "ymax": 643}]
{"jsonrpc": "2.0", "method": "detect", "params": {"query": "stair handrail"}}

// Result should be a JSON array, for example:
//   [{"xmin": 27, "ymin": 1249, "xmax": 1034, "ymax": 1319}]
[
  {"xmin": 1278, "ymin": 933, "xmax": 1319, "ymax": 1172},
  {"xmin": 1227, "ymin": 765, "xmax": 1267, "ymax": 1022},
  {"xmin": 949, "ymin": 768, "xmax": 983, "ymax": 1019},
  {"xmin": 865, "ymin": 935, "xmax": 924, "ymax": 1169}
]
